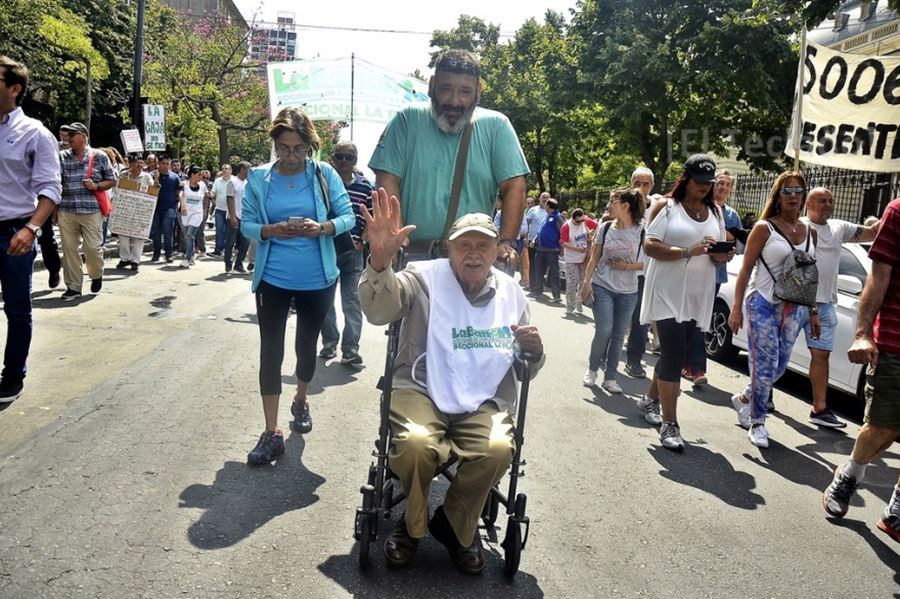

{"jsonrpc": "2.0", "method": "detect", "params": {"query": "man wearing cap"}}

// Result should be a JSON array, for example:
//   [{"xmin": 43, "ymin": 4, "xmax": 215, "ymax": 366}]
[
  {"xmin": 359, "ymin": 189, "xmax": 544, "ymax": 574},
  {"xmin": 57, "ymin": 121, "xmax": 116, "ymax": 300},
  {"xmin": 0, "ymin": 55, "xmax": 62, "ymax": 406},
  {"xmin": 369, "ymin": 49, "xmax": 529, "ymax": 264}
]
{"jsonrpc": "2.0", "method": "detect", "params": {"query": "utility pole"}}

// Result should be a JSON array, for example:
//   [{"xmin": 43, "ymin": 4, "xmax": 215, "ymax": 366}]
[{"xmin": 132, "ymin": 0, "xmax": 146, "ymax": 129}]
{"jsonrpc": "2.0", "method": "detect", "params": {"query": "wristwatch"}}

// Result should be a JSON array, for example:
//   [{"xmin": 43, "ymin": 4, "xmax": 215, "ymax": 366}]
[
  {"xmin": 499, "ymin": 239, "xmax": 517, "ymax": 249},
  {"xmin": 24, "ymin": 223, "xmax": 41, "ymax": 238}
]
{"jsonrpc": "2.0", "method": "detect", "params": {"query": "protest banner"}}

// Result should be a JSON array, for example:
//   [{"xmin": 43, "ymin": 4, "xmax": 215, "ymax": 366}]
[
  {"xmin": 120, "ymin": 129, "xmax": 144, "ymax": 155},
  {"xmin": 266, "ymin": 56, "xmax": 429, "ymax": 124},
  {"xmin": 786, "ymin": 39, "xmax": 900, "ymax": 173},
  {"xmin": 109, "ymin": 179, "xmax": 159, "ymax": 239},
  {"xmin": 143, "ymin": 104, "xmax": 166, "ymax": 151}
]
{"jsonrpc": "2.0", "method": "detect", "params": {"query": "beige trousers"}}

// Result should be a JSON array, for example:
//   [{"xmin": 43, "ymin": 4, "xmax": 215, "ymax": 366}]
[
  {"xmin": 58, "ymin": 211, "xmax": 104, "ymax": 293},
  {"xmin": 389, "ymin": 388, "xmax": 515, "ymax": 546}
]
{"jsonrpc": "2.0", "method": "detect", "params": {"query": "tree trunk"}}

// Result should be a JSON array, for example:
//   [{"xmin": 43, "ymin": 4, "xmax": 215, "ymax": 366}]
[
  {"xmin": 85, "ymin": 60, "xmax": 92, "ymax": 133},
  {"xmin": 210, "ymin": 104, "xmax": 230, "ymax": 166},
  {"xmin": 533, "ymin": 128, "xmax": 546, "ymax": 192}
]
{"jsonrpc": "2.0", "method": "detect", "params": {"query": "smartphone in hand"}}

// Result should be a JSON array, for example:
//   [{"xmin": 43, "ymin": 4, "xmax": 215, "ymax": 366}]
[
  {"xmin": 287, "ymin": 216, "xmax": 307, "ymax": 227},
  {"xmin": 708, "ymin": 241, "xmax": 736, "ymax": 254}
]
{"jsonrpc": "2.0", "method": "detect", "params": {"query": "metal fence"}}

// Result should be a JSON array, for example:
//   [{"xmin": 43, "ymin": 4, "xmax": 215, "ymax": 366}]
[{"xmin": 558, "ymin": 167, "xmax": 900, "ymax": 224}]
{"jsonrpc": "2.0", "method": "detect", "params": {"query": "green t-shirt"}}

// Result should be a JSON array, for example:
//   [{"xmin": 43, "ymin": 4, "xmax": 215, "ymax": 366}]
[{"xmin": 368, "ymin": 105, "xmax": 530, "ymax": 241}]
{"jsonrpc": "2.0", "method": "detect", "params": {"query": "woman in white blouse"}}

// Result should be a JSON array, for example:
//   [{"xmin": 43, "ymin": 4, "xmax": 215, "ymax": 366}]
[{"xmin": 636, "ymin": 155, "xmax": 731, "ymax": 451}]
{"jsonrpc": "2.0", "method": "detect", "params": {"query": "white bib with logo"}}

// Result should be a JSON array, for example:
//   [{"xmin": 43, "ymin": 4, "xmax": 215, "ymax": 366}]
[{"xmin": 413, "ymin": 260, "xmax": 527, "ymax": 414}]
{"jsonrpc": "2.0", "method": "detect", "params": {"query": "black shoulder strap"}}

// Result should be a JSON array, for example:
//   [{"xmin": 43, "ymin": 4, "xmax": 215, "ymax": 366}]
[
  {"xmin": 598, "ymin": 221, "xmax": 612, "ymax": 258},
  {"xmin": 637, "ymin": 227, "xmax": 645, "ymax": 261},
  {"xmin": 314, "ymin": 162, "xmax": 331, "ymax": 216},
  {"xmin": 758, "ymin": 221, "xmax": 777, "ymax": 279}
]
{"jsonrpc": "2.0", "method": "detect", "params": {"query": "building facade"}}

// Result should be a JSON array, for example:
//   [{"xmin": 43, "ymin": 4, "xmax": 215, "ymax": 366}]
[{"xmin": 249, "ymin": 13, "xmax": 298, "ymax": 64}]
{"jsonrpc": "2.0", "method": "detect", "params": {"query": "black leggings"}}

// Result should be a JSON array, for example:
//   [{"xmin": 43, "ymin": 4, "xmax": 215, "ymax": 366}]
[
  {"xmin": 256, "ymin": 280, "xmax": 336, "ymax": 395},
  {"xmin": 654, "ymin": 318, "xmax": 697, "ymax": 383}
]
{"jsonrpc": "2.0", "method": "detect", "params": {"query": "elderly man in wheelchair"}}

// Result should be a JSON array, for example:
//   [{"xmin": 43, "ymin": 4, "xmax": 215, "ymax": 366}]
[{"xmin": 358, "ymin": 189, "xmax": 545, "ymax": 574}]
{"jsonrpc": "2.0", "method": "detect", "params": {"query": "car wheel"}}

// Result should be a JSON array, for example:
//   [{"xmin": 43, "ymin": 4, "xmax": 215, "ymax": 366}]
[{"xmin": 705, "ymin": 299, "xmax": 738, "ymax": 361}]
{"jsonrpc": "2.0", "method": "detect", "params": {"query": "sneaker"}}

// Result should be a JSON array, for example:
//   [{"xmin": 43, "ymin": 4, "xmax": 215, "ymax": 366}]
[
  {"xmin": 179, "ymin": 260, "xmax": 189, "ymax": 268},
  {"xmin": 340, "ymin": 353, "xmax": 363, "ymax": 366},
  {"xmin": 624, "ymin": 362, "xmax": 646, "ymax": 379},
  {"xmin": 659, "ymin": 421, "xmax": 684, "ymax": 451},
  {"xmin": 731, "ymin": 393, "xmax": 751, "ymax": 430},
  {"xmin": 61, "ymin": 288, "xmax": 81, "ymax": 301},
  {"xmin": 582, "ymin": 369, "xmax": 598, "ymax": 387},
  {"xmin": 823, "ymin": 465, "xmax": 859, "ymax": 518},
  {"xmin": 551, "ymin": 297, "xmax": 562, "ymax": 303},
  {"xmin": 115, "ymin": 260, "xmax": 129, "ymax": 269},
  {"xmin": 748, "ymin": 424, "xmax": 769, "ymax": 448},
  {"xmin": 290, "ymin": 401, "xmax": 312, "ymax": 434},
  {"xmin": 188, "ymin": 259, "xmax": 195, "ymax": 266},
  {"xmin": 151, "ymin": 255, "xmax": 160, "ymax": 262},
  {"xmin": 318, "ymin": 347, "xmax": 337, "ymax": 360},
  {"xmin": 809, "ymin": 409, "xmax": 847, "ymax": 429},
  {"xmin": 681, "ymin": 367, "xmax": 693, "ymax": 380},
  {"xmin": 601, "ymin": 379, "xmax": 623, "ymax": 394},
  {"xmin": 692, "ymin": 371, "xmax": 707, "ymax": 386},
  {"xmin": 636, "ymin": 394, "xmax": 662, "ymax": 426},
  {"xmin": 575, "ymin": 303, "xmax": 583, "ymax": 314},
  {"xmin": 247, "ymin": 430, "xmax": 285, "ymax": 465},
  {"xmin": 876, "ymin": 513, "xmax": 900, "ymax": 543},
  {"xmin": 90, "ymin": 277, "xmax": 102, "ymax": 293},
  {"xmin": 48, "ymin": 271, "xmax": 60, "ymax": 288},
  {"xmin": 0, "ymin": 378, "xmax": 24, "ymax": 404},
  {"xmin": 165, "ymin": 257, "xmax": 174, "ymax": 264},
  {"xmin": 224, "ymin": 262, "xmax": 232, "ymax": 273},
  {"xmin": 129, "ymin": 261, "xmax": 139, "ymax": 271},
  {"xmin": 247, "ymin": 262, "xmax": 255, "ymax": 272},
  {"xmin": 234, "ymin": 264, "xmax": 246, "ymax": 274},
  {"xmin": 649, "ymin": 338, "xmax": 661, "ymax": 354}
]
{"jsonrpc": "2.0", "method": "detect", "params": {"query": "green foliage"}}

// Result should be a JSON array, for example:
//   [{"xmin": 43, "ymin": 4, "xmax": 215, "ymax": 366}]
[
  {"xmin": 429, "ymin": 15, "xmax": 500, "ymax": 66},
  {"xmin": 755, "ymin": 0, "xmax": 900, "ymax": 28},
  {"xmin": 570, "ymin": 0, "xmax": 797, "ymax": 186}
]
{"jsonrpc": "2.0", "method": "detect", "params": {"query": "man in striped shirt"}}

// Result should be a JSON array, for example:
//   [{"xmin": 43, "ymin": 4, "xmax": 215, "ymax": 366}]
[
  {"xmin": 319, "ymin": 142, "xmax": 373, "ymax": 366},
  {"xmin": 823, "ymin": 197, "xmax": 900, "ymax": 543}
]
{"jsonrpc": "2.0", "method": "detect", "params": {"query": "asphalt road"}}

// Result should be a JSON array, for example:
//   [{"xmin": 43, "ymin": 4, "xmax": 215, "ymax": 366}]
[{"xmin": 0, "ymin": 256, "xmax": 898, "ymax": 598}]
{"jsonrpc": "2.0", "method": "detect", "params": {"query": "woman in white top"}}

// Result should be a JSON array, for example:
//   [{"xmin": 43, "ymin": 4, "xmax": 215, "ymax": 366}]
[
  {"xmin": 636, "ymin": 154, "xmax": 731, "ymax": 451},
  {"xmin": 728, "ymin": 171, "xmax": 819, "ymax": 448},
  {"xmin": 179, "ymin": 165, "xmax": 206, "ymax": 268},
  {"xmin": 579, "ymin": 189, "xmax": 644, "ymax": 393},
  {"xmin": 561, "ymin": 207, "xmax": 596, "ymax": 315}
]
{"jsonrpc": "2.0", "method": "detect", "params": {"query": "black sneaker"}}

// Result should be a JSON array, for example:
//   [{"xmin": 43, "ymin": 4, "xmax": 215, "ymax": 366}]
[
  {"xmin": 290, "ymin": 401, "xmax": 312, "ymax": 434},
  {"xmin": 48, "ymin": 271, "xmax": 60, "ymax": 288},
  {"xmin": 823, "ymin": 465, "xmax": 860, "ymax": 518},
  {"xmin": 130, "ymin": 261, "xmax": 139, "ymax": 272},
  {"xmin": 624, "ymin": 362, "xmax": 646, "ymax": 378},
  {"xmin": 247, "ymin": 430, "xmax": 285, "ymax": 465},
  {"xmin": 224, "ymin": 262, "xmax": 232, "ymax": 273},
  {"xmin": 165, "ymin": 257, "xmax": 174, "ymax": 264},
  {"xmin": 115, "ymin": 260, "xmax": 129, "ymax": 269},
  {"xmin": 247, "ymin": 263, "xmax": 254, "ymax": 272},
  {"xmin": 61, "ymin": 288, "xmax": 81, "ymax": 301},
  {"xmin": 318, "ymin": 347, "xmax": 337, "ymax": 360},
  {"xmin": 234, "ymin": 264, "xmax": 246, "ymax": 274},
  {"xmin": 90, "ymin": 277, "xmax": 102, "ymax": 293},
  {"xmin": 341, "ymin": 353, "xmax": 363, "ymax": 367},
  {"xmin": 151, "ymin": 255, "xmax": 160, "ymax": 262},
  {"xmin": 0, "ymin": 378, "xmax": 24, "ymax": 405},
  {"xmin": 809, "ymin": 409, "xmax": 847, "ymax": 429}
]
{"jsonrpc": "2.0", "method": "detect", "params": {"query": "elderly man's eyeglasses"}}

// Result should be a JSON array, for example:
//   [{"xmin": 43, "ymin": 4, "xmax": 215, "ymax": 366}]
[
  {"xmin": 333, "ymin": 153, "xmax": 357, "ymax": 161},
  {"xmin": 275, "ymin": 144, "xmax": 310, "ymax": 157},
  {"xmin": 780, "ymin": 186, "xmax": 805, "ymax": 196}
]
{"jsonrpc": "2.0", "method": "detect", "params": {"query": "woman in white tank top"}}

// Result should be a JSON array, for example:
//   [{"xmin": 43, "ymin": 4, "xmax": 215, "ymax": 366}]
[{"xmin": 729, "ymin": 172, "xmax": 819, "ymax": 448}]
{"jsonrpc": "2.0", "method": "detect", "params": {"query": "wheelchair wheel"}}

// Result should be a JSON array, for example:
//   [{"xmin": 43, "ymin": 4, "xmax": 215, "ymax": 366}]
[
  {"xmin": 501, "ymin": 518, "xmax": 522, "ymax": 577},
  {"xmin": 358, "ymin": 514, "xmax": 374, "ymax": 569}
]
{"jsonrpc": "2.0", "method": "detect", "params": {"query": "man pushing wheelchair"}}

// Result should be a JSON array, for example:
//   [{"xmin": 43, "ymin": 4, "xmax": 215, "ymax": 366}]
[{"xmin": 359, "ymin": 188, "xmax": 545, "ymax": 574}]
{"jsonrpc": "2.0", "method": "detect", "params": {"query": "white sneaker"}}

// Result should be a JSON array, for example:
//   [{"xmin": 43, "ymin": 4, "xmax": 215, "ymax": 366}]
[
  {"xmin": 582, "ymin": 369, "xmax": 598, "ymax": 387},
  {"xmin": 575, "ymin": 303, "xmax": 583, "ymax": 314},
  {"xmin": 188, "ymin": 259, "xmax": 195, "ymax": 266},
  {"xmin": 179, "ymin": 259, "xmax": 189, "ymax": 268},
  {"xmin": 636, "ymin": 394, "xmax": 662, "ymax": 426},
  {"xmin": 601, "ymin": 379, "xmax": 623, "ymax": 394},
  {"xmin": 731, "ymin": 393, "xmax": 751, "ymax": 430},
  {"xmin": 748, "ymin": 424, "xmax": 769, "ymax": 448},
  {"xmin": 659, "ymin": 421, "xmax": 684, "ymax": 451}
]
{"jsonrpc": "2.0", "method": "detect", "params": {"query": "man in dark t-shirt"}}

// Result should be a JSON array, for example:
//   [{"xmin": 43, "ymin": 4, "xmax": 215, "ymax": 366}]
[
  {"xmin": 150, "ymin": 156, "xmax": 182, "ymax": 263},
  {"xmin": 823, "ymin": 197, "xmax": 900, "ymax": 543}
]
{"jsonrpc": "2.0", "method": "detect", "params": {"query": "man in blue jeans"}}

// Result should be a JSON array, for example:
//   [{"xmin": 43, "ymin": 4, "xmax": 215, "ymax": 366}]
[
  {"xmin": 0, "ymin": 55, "xmax": 62, "ymax": 406},
  {"xmin": 150, "ymin": 156, "xmax": 182, "ymax": 263},
  {"xmin": 320, "ymin": 142, "xmax": 373, "ymax": 365}
]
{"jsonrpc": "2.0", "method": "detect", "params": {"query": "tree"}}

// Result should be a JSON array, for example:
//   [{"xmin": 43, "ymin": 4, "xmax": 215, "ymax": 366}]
[
  {"xmin": 428, "ymin": 15, "xmax": 501, "ymax": 66},
  {"xmin": 570, "ymin": 0, "xmax": 798, "ymax": 185},
  {"xmin": 144, "ymin": 14, "xmax": 271, "ymax": 165},
  {"xmin": 755, "ymin": 0, "xmax": 900, "ymax": 27}
]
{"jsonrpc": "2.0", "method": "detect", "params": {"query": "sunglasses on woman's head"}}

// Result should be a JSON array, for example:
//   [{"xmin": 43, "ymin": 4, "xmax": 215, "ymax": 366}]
[{"xmin": 780, "ymin": 186, "xmax": 805, "ymax": 196}]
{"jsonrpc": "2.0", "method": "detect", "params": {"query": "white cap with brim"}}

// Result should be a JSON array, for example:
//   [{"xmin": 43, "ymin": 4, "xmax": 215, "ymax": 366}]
[{"xmin": 447, "ymin": 212, "xmax": 498, "ymax": 241}]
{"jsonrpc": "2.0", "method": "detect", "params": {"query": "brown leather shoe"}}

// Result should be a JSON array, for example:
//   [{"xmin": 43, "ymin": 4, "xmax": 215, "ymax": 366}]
[
  {"xmin": 428, "ymin": 505, "xmax": 485, "ymax": 575},
  {"xmin": 384, "ymin": 515, "xmax": 418, "ymax": 568}
]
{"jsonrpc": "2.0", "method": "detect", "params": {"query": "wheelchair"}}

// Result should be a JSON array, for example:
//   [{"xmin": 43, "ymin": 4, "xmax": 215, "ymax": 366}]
[{"xmin": 353, "ymin": 250, "xmax": 534, "ymax": 577}]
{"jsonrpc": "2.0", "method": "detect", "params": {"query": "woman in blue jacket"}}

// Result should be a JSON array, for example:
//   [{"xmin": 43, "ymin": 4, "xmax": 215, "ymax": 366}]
[{"xmin": 241, "ymin": 107, "xmax": 355, "ymax": 465}]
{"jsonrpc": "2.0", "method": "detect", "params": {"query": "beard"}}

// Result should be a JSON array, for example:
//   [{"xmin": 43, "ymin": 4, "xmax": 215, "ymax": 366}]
[{"xmin": 431, "ymin": 97, "xmax": 478, "ymax": 134}]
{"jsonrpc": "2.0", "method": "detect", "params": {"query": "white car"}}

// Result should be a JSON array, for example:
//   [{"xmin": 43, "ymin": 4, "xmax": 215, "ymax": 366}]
[{"xmin": 705, "ymin": 243, "xmax": 870, "ymax": 401}]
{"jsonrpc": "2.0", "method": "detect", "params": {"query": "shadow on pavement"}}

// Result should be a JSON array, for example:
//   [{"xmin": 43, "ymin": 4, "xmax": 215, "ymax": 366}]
[
  {"xmin": 582, "ymin": 390, "xmax": 650, "ymax": 429},
  {"xmin": 281, "ymin": 361, "xmax": 361, "ymax": 396},
  {"xmin": 224, "ymin": 312, "xmax": 258, "ymax": 325},
  {"xmin": 178, "ymin": 432, "xmax": 325, "ymax": 549},
  {"xmin": 318, "ymin": 524, "xmax": 545, "ymax": 598},
  {"xmin": 743, "ymin": 438, "xmax": 837, "ymax": 494},
  {"xmin": 830, "ymin": 518, "xmax": 900, "ymax": 586},
  {"xmin": 32, "ymin": 293, "xmax": 97, "ymax": 309},
  {"xmin": 648, "ymin": 444, "xmax": 765, "ymax": 510}
]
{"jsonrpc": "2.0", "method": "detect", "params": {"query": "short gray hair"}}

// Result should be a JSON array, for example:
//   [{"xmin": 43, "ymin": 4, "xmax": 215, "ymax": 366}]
[{"xmin": 631, "ymin": 167, "xmax": 654, "ymax": 183}]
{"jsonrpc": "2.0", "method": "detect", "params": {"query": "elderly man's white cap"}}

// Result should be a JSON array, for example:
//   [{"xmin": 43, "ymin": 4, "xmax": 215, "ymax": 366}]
[{"xmin": 447, "ymin": 213, "xmax": 498, "ymax": 241}]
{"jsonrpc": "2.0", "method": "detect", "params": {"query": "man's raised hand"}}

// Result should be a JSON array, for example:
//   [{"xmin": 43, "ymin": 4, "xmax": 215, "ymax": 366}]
[{"xmin": 362, "ymin": 187, "xmax": 416, "ymax": 272}]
